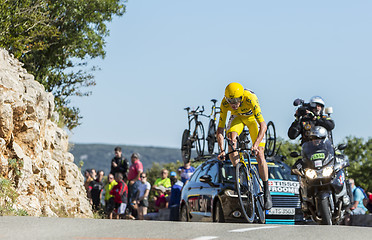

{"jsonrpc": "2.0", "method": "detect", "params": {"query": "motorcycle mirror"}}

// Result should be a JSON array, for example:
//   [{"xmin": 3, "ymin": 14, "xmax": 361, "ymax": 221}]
[
  {"xmin": 337, "ymin": 143, "xmax": 347, "ymax": 151},
  {"xmin": 290, "ymin": 151, "xmax": 300, "ymax": 158},
  {"xmin": 293, "ymin": 98, "xmax": 304, "ymax": 106}
]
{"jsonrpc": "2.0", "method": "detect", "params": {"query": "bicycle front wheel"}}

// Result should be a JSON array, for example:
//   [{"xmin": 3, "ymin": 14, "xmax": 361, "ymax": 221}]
[
  {"xmin": 235, "ymin": 162, "xmax": 255, "ymax": 223},
  {"xmin": 207, "ymin": 120, "xmax": 216, "ymax": 154},
  {"xmin": 195, "ymin": 122, "xmax": 205, "ymax": 157}
]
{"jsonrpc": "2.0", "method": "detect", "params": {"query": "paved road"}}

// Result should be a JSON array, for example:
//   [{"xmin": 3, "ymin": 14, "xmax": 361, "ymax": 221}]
[{"xmin": 0, "ymin": 216, "xmax": 371, "ymax": 240}]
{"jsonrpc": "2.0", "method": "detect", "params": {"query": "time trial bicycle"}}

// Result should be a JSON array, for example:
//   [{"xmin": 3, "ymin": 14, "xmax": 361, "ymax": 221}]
[
  {"xmin": 181, "ymin": 106, "xmax": 207, "ymax": 163},
  {"xmin": 225, "ymin": 130, "xmax": 265, "ymax": 223}
]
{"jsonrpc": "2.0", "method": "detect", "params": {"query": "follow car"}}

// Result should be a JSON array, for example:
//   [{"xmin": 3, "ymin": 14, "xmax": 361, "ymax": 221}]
[{"xmin": 180, "ymin": 156, "xmax": 305, "ymax": 224}]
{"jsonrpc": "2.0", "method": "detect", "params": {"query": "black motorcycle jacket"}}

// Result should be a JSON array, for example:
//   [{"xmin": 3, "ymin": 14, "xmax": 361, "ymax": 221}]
[{"xmin": 288, "ymin": 114, "xmax": 335, "ymax": 145}]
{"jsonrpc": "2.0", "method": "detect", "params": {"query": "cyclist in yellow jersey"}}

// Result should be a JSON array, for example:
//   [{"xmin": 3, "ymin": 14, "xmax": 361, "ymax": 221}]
[{"xmin": 217, "ymin": 82, "xmax": 272, "ymax": 209}]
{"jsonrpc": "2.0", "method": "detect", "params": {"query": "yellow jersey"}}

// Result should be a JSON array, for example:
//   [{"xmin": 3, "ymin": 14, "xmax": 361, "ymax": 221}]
[{"xmin": 218, "ymin": 89, "xmax": 265, "ymax": 129}]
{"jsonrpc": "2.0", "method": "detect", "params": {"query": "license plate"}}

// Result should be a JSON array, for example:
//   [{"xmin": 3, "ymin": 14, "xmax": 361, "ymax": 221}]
[{"xmin": 267, "ymin": 208, "xmax": 295, "ymax": 215}]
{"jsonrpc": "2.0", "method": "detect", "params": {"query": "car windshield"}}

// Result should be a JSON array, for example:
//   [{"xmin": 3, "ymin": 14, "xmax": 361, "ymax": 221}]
[{"xmin": 221, "ymin": 161, "xmax": 297, "ymax": 182}]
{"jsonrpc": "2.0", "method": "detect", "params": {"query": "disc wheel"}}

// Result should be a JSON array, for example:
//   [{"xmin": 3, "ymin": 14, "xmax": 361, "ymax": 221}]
[
  {"xmin": 181, "ymin": 129, "xmax": 191, "ymax": 164},
  {"xmin": 265, "ymin": 121, "xmax": 276, "ymax": 157},
  {"xmin": 253, "ymin": 172, "xmax": 265, "ymax": 224},
  {"xmin": 207, "ymin": 120, "xmax": 216, "ymax": 154},
  {"xmin": 235, "ymin": 162, "xmax": 255, "ymax": 223},
  {"xmin": 195, "ymin": 122, "xmax": 205, "ymax": 157}
]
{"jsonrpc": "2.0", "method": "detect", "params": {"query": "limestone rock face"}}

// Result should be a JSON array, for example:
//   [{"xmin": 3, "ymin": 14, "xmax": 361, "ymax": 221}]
[{"xmin": 0, "ymin": 48, "xmax": 93, "ymax": 218}]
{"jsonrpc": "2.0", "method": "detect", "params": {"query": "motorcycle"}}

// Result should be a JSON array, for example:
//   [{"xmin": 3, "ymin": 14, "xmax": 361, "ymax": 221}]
[{"xmin": 291, "ymin": 126, "xmax": 352, "ymax": 225}]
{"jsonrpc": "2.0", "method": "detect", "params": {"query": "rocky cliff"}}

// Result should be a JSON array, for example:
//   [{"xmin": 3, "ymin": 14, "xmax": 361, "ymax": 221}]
[{"xmin": 0, "ymin": 49, "xmax": 92, "ymax": 217}]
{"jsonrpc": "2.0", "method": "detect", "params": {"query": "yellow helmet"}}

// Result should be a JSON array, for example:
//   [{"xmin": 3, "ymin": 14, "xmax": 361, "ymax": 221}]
[{"xmin": 225, "ymin": 82, "xmax": 244, "ymax": 104}]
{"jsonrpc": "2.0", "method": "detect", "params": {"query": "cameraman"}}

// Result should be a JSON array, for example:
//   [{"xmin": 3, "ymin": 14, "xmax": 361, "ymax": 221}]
[{"xmin": 288, "ymin": 96, "xmax": 335, "ymax": 145}]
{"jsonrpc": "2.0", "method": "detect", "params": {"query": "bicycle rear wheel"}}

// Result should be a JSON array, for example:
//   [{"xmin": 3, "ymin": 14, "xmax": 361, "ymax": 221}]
[
  {"xmin": 195, "ymin": 122, "xmax": 205, "ymax": 157},
  {"xmin": 252, "ymin": 171, "xmax": 265, "ymax": 224},
  {"xmin": 207, "ymin": 120, "xmax": 216, "ymax": 154},
  {"xmin": 181, "ymin": 129, "xmax": 191, "ymax": 163},
  {"xmin": 235, "ymin": 162, "xmax": 255, "ymax": 223},
  {"xmin": 265, "ymin": 121, "xmax": 276, "ymax": 157}
]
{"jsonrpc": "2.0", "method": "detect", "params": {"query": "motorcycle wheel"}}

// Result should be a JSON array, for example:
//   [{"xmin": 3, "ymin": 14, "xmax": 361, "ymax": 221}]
[{"xmin": 319, "ymin": 198, "xmax": 332, "ymax": 225}]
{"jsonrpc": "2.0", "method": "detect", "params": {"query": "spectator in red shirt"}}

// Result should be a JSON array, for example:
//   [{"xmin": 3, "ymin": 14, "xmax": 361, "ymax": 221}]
[
  {"xmin": 110, "ymin": 172, "xmax": 128, "ymax": 219},
  {"xmin": 127, "ymin": 153, "xmax": 143, "ymax": 219}
]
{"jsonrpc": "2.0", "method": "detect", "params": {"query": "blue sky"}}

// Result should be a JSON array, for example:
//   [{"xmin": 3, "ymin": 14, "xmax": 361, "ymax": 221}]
[{"xmin": 69, "ymin": 0, "xmax": 372, "ymax": 149}]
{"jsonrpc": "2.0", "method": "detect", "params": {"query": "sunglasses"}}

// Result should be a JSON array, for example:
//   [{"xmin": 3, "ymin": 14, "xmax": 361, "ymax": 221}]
[
  {"xmin": 140, "ymin": 176, "xmax": 146, "ymax": 178},
  {"xmin": 226, "ymin": 96, "xmax": 242, "ymax": 104}
]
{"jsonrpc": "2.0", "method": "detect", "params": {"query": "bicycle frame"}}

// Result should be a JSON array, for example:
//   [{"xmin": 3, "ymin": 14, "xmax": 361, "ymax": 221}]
[
  {"xmin": 185, "ymin": 106, "xmax": 206, "ymax": 138},
  {"xmin": 209, "ymin": 99, "xmax": 220, "ymax": 123}
]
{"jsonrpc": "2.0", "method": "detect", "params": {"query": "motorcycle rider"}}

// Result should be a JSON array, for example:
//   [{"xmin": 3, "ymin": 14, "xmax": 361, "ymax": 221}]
[{"xmin": 288, "ymin": 96, "xmax": 335, "ymax": 145}]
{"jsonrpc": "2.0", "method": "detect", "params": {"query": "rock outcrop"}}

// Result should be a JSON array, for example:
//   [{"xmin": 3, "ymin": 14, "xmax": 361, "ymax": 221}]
[{"xmin": 0, "ymin": 48, "xmax": 92, "ymax": 217}]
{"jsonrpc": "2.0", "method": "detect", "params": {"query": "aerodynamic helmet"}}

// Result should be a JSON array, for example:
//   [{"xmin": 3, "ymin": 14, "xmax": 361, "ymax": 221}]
[{"xmin": 225, "ymin": 82, "xmax": 244, "ymax": 104}]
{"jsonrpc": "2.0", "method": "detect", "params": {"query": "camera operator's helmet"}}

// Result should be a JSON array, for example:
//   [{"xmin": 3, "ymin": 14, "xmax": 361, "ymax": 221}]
[
  {"xmin": 310, "ymin": 96, "xmax": 325, "ymax": 115},
  {"xmin": 310, "ymin": 96, "xmax": 325, "ymax": 107},
  {"xmin": 225, "ymin": 82, "xmax": 244, "ymax": 104}
]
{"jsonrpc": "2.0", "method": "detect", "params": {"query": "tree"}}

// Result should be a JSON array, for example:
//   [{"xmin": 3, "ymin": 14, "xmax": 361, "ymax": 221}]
[
  {"xmin": 343, "ymin": 136, "xmax": 372, "ymax": 191},
  {"xmin": 0, "ymin": 0, "xmax": 126, "ymax": 129},
  {"xmin": 271, "ymin": 137, "xmax": 301, "ymax": 166}
]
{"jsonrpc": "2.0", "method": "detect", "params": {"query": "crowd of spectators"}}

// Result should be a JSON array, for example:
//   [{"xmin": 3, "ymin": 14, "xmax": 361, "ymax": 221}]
[{"xmin": 83, "ymin": 146, "xmax": 195, "ymax": 221}]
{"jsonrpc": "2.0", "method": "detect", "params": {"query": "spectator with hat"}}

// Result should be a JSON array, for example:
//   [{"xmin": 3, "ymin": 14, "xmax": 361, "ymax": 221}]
[{"xmin": 144, "ymin": 185, "xmax": 168, "ymax": 220}]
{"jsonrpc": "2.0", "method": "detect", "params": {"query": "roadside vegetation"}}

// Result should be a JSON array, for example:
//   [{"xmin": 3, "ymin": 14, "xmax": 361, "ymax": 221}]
[{"xmin": 0, "ymin": 0, "xmax": 126, "ymax": 129}]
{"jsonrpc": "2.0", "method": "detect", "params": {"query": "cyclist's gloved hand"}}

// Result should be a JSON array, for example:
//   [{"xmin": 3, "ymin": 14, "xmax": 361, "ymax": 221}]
[
  {"xmin": 251, "ymin": 145, "xmax": 259, "ymax": 156},
  {"xmin": 217, "ymin": 150, "xmax": 225, "ymax": 161}
]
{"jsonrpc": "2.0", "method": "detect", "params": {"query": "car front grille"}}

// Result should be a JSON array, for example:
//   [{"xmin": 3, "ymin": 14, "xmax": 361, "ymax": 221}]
[{"xmin": 272, "ymin": 195, "xmax": 301, "ymax": 208}]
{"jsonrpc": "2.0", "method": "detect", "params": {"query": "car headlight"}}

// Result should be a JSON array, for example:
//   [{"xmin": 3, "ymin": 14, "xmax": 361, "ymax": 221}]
[
  {"xmin": 305, "ymin": 169, "xmax": 317, "ymax": 179},
  {"xmin": 322, "ymin": 167, "xmax": 333, "ymax": 177}
]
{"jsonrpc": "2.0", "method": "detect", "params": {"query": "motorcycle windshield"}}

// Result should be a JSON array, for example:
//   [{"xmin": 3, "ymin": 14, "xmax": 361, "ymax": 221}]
[{"xmin": 302, "ymin": 139, "xmax": 334, "ymax": 168}]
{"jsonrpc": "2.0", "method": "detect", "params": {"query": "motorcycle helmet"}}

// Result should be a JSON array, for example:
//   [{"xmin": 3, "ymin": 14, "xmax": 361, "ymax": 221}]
[
  {"xmin": 309, "ymin": 126, "xmax": 328, "ymax": 139},
  {"xmin": 225, "ymin": 82, "xmax": 244, "ymax": 104},
  {"xmin": 309, "ymin": 96, "xmax": 325, "ymax": 115}
]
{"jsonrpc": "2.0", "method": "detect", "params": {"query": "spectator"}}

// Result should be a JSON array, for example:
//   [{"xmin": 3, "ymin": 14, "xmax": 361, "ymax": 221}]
[
  {"xmin": 127, "ymin": 153, "xmax": 143, "ymax": 219},
  {"xmin": 104, "ymin": 173, "xmax": 117, "ymax": 219},
  {"xmin": 110, "ymin": 172, "xmax": 128, "ymax": 219},
  {"xmin": 88, "ymin": 170, "xmax": 104, "ymax": 211},
  {"xmin": 83, "ymin": 169, "xmax": 93, "ymax": 193},
  {"xmin": 168, "ymin": 172, "xmax": 184, "ymax": 221},
  {"xmin": 153, "ymin": 169, "xmax": 171, "ymax": 195},
  {"xmin": 178, "ymin": 162, "xmax": 195, "ymax": 185},
  {"xmin": 144, "ymin": 186, "xmax": 168, "ymax": 220},
  {"xmin": 136, "ymin": 172, "xmax": 151, "ymax": 220},
  {"xmin": 90, "ymin": 169, "xmax": 97, "ymax": 181},
  {"xmin": 110, "ymin": 146, "xmax": 129, "ymax": 180},
  {"xmin": 345, "ymin": 178, "xmax": 367, "ymax": 225},
  {"xmin": 366, "ymin": 191, "xmax": 372, "ymax": 213}
]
